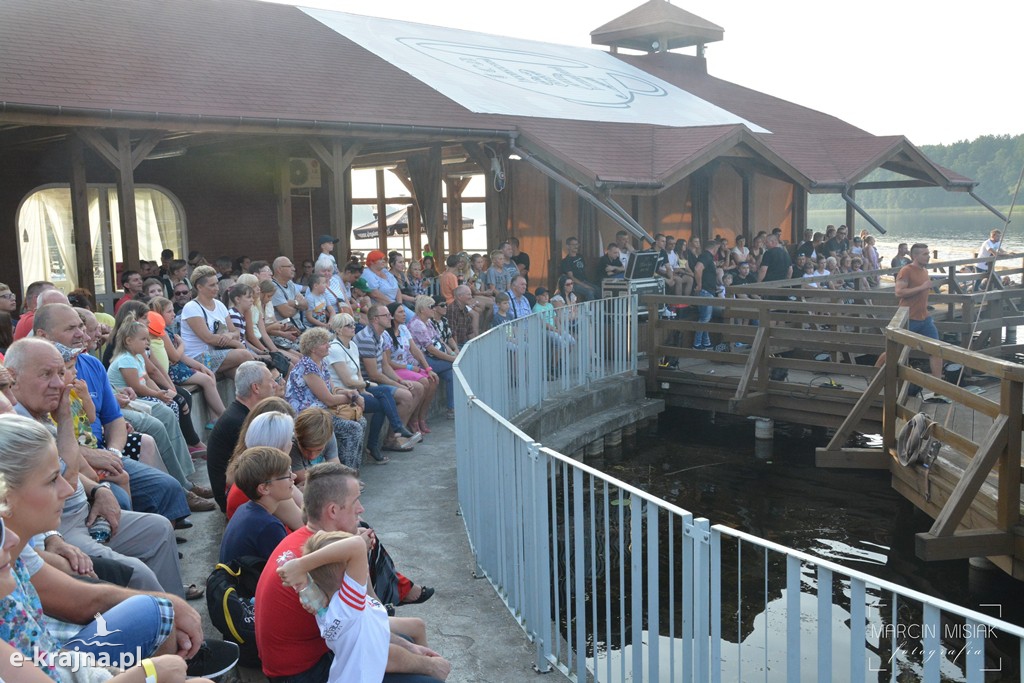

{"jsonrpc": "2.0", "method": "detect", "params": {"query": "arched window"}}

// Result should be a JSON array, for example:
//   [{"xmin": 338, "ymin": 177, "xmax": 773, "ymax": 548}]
[{"xmin": 17, "ymin": 185, "xmax": 186, "ymax": 308}]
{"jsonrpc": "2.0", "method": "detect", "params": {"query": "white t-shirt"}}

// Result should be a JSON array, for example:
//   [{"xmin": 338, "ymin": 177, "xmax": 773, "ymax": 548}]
[
  {"xmin": 180, "ymin": 299, "xmax": 230, "ymax": 359},
  {"xmin": 977, "ymin": 238, "xmax": 1002, "ymax": 271},
  {"xmin": 319, "ymin": 572, "xmax": 390, "ymax": 683},
  {"xmin": 326, "ymin": 338, "xmax": 361, "ymax": 389}
]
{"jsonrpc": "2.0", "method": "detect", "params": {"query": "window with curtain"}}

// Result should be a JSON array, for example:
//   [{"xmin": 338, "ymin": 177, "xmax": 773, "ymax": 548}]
[{"xmin": 17, "ymin": 185, "xmax": 185, "ymax": 295}]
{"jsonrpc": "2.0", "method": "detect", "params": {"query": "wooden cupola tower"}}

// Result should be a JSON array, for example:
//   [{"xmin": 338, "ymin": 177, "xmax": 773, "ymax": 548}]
[{"xmin": 590, "ymin": 0, "xmax": 724, "ymax": 57}]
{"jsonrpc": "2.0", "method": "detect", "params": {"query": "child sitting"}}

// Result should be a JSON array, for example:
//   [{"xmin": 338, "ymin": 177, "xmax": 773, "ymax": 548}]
[
  {"xmin": 304, "ymin": 275, "xmax": 336, "ymax": 329},
  {"xmin": 277, "ymin": 530, "xmax": 450, "ymax": 683},
  {"xmin": 220, "ymin": 446, "xmax": 294, "ymax": 564}
]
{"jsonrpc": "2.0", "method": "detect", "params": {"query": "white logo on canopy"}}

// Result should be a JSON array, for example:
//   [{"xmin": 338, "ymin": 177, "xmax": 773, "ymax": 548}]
[{"xmin": 300, "ymin": 8, "xmax": 768, "ymax": 132}]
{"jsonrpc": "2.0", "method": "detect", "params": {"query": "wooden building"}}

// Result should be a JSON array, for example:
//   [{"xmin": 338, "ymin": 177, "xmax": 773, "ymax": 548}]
[{"xmin": 0, "ymin": 0, "xmax": 976, "ymax": 310}]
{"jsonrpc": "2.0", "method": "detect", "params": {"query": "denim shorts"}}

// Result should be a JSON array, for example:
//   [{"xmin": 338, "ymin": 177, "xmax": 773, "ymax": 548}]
[{"xmin": 908, "ymin": 316, "xmax": 939, "ymax": 340}]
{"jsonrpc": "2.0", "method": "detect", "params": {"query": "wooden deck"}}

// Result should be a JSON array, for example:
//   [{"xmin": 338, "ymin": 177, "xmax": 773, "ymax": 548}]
[{"xmin": 639, "ymin": 254, "xmax": 1024, "ymax": 579}]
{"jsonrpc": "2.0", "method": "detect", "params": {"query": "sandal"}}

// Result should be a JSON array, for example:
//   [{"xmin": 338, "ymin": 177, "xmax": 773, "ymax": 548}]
[
  {"xmin": 382, "ymin": 442, "xmax": 413, "ymax": 453},
  {"xmin": 400, "ymin": 586, "xmax": 434, "ymax": 605},
  {"xmin": 190, "ymin": 484, "xmax": 214, "ymax": 499},
  {"xmin": 184, "ymin": 583, "xmax": 204, "ymax": 601},
  {"xmin": 417, "ymin": 421, "xmax": 431, "ymax": 434}
]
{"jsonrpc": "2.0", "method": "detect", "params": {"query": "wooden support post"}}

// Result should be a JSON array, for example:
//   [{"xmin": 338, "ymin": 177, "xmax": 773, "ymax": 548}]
[
  {"xmin": 645, "ymin": 302, "xmax": 658, "ymax": 394},
  {"xmin": 68, "ymin": 135, "xmax": 94, "ymax": 293},
  {"xmin": 845, "ymin": 188, "xmax": 856, "ymax": 234},
  {"xmin": 883, "ymin": 332, "xmax": 900, "ymax": 456},
  {"xmin": 915, "ymin": 529, "xmax": 1015, "ymax": 561},
  {"xmin": 375, "ymin": 170, "xmax": 388, "ymax": 254},
  {"xmin": 114, "ymin": 129, "xmax": 140, "ymax": 272},
  {"xmin": 276, "ymin": 154, "xmax": 293, "ymax": 260},
  {"xmin": 997, "ymin": 379, "xmax": 1022, "ymax": 529},
  {"xmin": 330, "ymin": 139, "xmax": 349, "ymax": 259}
]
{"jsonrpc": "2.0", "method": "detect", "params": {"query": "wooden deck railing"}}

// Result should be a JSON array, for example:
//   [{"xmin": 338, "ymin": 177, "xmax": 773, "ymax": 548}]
[{"xmin": 818, "ymin": 306, "xmax": 1024, "ymax": 571}]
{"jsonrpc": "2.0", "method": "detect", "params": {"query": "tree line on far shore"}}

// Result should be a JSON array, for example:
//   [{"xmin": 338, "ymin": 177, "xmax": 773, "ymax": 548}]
[{"xmin": 810, "ymin": 133, "xmax": 1024, "ymax": 211}]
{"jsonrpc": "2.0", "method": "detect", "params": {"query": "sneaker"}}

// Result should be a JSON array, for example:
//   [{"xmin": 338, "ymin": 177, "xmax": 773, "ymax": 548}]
[
  {"xmin": 186, "ymin": 489, "xmax": 216, "ymax": 512},
  {"xmin": 186, "ymin": 640, "xmax": 239, "ymax": 680},
  {"xmin": 692, "ymin": 345, "xmax": 705, "ymax": 351},
  {"xmin": 734, "ymin": 342, "xmax": 750, "ymax": 350}
]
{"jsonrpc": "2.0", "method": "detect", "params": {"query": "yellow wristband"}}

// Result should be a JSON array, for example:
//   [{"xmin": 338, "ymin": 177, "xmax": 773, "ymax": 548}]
[{"xmin": 141, "ymin": 658, "xmax": 158, "ymax": 683}]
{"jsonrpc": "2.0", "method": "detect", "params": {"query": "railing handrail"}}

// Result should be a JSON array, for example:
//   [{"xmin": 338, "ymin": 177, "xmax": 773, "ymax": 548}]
[{"xmin": 455, "ymin": 293, "xmax": 1023, "ymax": 681}]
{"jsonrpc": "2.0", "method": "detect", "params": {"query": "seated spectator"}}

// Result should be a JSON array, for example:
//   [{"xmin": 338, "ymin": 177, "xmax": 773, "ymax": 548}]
[
  {"xmin": 142, "ymin": 277, "xmax": 165, "ymax": 300},
  {"xmin": 162, "ymin": 258, "xmax": 192, "ymax": 299},
  {"xmin": 285, "ymin": 328, "xmax": 366, "ymax": 471},
  {"xmin": 596, "ymin": 242, "xmax": 625, "ymax": 280},
  {"xmin": 449, "ymin": 285, "xmax": 482, "ymax": 346},
  {"xmin": 385, "ymin": 302, "xmax": 437, "ymax": 437},
  {"xmin": 255, "ymin": 278, "xmax": 302, "ymax": 364},
  {"xmin": 409, "ymin": 296, "xmax": 457, "ymax": 421},
  {"xmin": 219, "ymin": 446, "xmax": 294, "ymax": 565},
  {"xmin": 327, "ymin": 312, "xmax": 417, "ymax": 459},
  {"xmin": 303, "ymin": 274, "xmax": 337, "ymax": 329},
  {"xmin": 0, "ymin": 428, "xmax": 228, "ymax": 680},
  {"xmin": 492, "ymin": 291, "xmax": 514, "ymax": 325},
  {"xmin": 255, "ymin": 462, "xmax": 447, "ymax": 682},
  {"xmin": 5, "ymin": 340, "xmax": 189, "ymax": 597},
  {"xmin": 181, "ymin": 267, "xmax": 256, "ymax": 378},
  {"xmin": 560, "ymin": 236, "xmax": 599, "ymax": 301},
  {"xmin": 277, "ymin": 530, "xmax": 441, "ymax": 683},
  {"xmin": 429, "ymin": 295, "xmax": 460, "ymax": 357},
  {"xmin": 356, "ymin": 304, "xmax": 426, "ymax": 441},
  {"xmin": 148, "ymin": 298, "xmax": 227, "ymax": 425},
  {"xmin": 114, "ymin": 270, "xmax": 144, "ymax": 314},
  {"xmin": 207, "ymin": 361, "xmax": 278, "ymax": 511},
  {"xmin": 32, "ymin": 307, "xmax": 201, "ymax": 520},
  {"xmin": 420, "ymin": 254, "xmax": 438, "ymax": 279},
  {"xmin": 224, "ymin": 400, "xmax": 302, "ymax": 530},
  {"xmin": 361, "ymin": 249, "xmax": 404, "ymax": 310},
  {"xmin": 481, "ymin": 249, "xmax": 513, "ymax": 297},
  {"xmin": 289, "ymin": 407, "xmax": 342, "ymax": 483},
  {"xmin": 437, "ymin": 254, "xmax": 461, "ymax": 305},
  {"xmin": 13, "ymin": 280, "xmax": 54, "ymax": 341}
]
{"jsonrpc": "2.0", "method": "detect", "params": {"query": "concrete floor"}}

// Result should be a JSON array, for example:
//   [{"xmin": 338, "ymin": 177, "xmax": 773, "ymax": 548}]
[{"xmin": 182, "ymin": 419, "xmax": 554, "ymax": 683}]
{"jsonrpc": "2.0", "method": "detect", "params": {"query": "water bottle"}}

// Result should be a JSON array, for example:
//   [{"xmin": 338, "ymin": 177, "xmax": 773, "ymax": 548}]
[
  {"xmin": 276, "ymin": 551, "xmax": 328, "ymax": 615},
  {"xmin": 88, "ymin": 516, "xmax": 111, "ymax": 543}
]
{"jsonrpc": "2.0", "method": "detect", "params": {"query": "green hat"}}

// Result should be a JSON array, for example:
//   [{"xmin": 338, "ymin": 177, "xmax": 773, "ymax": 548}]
[{"xmin": 353, "ymin": 277, "xmax": 372, "ymax": 294}]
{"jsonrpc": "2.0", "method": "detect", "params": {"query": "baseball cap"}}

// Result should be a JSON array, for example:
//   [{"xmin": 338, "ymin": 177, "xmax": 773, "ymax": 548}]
[
  {"xmin": 318, "ymin": 234, "xmax": 339, "ymax": 246},
  {"xmin": 53, "ymin": 342, "xmax": 84, "ymax": 363},
  {"xmin": 146, "ymin": 310, "xmax": 166, "ymax": 337},
  {"xmin": 535, "ymin": 287, "xmax": 549, "ymax": 297}
]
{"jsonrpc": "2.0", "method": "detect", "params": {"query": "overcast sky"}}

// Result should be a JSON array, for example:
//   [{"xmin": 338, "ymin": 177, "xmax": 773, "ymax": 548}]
[{"xmin": 265, "ymin": 0, "xmax": 1020, "ymax": 146}]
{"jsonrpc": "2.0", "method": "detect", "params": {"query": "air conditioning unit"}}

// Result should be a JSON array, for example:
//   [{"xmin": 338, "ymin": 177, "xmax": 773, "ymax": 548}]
[{"xmin": 288, "ymin": 158, "xmax": 322, "ymax": 189}]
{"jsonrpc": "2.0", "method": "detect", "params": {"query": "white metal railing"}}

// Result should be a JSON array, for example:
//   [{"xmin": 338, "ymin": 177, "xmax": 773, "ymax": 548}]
[{"xmin": 453, "ymin": 295, "xmax": 1024, "ymax": 682}]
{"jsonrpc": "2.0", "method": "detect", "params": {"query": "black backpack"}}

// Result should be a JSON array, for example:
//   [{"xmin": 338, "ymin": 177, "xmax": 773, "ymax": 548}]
[{"xmin": 206, "ymin": 555, "xmax": 265, "ymax": 668}]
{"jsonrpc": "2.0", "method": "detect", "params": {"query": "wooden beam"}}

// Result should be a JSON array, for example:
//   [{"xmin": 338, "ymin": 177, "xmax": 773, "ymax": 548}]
[
  {"xmin": 915, "ymin": 529, "xmax": 1014, "ymax": 561},
  {"xmin": 329, "ymin": 139, "xmax": 349, "ymax": 254},
  {"xmin": 815, "ymin": 448, "xmax": 891, "ymax": 469},
  {"xmin": 889, "ymin": 328, "xmax": 1024, "ymax": 381},
  {"xmin": 129, "ymin": 130, "xmax": 165, "ymax": 169},
  {"xmin": 76, "ymin": 128, "xmax": 118, "ymax": 168},
  {"xmin": 821, "ymin": 368, "xmax": 886, "ymax": 453},
  {"xmin": 114, "ymin": 129, "xmax": 140, "ymax": 272},
  {"xmin": 929, "ymin": 414, "xmax": 1009, "ymax": 537}
]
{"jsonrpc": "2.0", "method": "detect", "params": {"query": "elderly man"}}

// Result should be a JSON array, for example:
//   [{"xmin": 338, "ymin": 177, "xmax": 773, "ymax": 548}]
[
  {"xmin": 206, "ymin": 360, "xmax": 279, "ymax": 512},
  {"xmin": 448, "ymin": 285, "xmax": 480, "ymax": 347},
  {"xmin": 506, "ymin": 275, "xmax": 532, "ymax": 319},
  {"xmin": 255, "ymin": 462, "xmax": 450, "ymax": 682},
  {"xmin": 271, "ymin": 256, "xmax": 308, "ymax": 331},
  {"xmin": 36, "ymin": 304, "xmax": 197, "ymax": 521},
  {"xmin": 6, "ymin": 339, "xmax": 186, "ymax": 595}
]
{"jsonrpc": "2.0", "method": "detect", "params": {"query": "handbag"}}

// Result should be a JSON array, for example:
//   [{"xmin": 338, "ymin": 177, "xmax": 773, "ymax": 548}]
[{"xmin": 333, "ymin": 402, "xmax": 363, "ymax": 422}]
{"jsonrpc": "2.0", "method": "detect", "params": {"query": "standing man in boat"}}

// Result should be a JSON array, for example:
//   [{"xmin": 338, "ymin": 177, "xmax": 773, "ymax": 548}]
[{"xmin": 894, "ymin": 243, "xmax": 943, "ymax": 379}]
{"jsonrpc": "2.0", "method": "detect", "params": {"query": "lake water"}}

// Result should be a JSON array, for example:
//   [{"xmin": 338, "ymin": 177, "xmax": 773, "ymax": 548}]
[
  {"xmin": 807, "ymin": 208, "xmax": 1016, "ymax": 264},
  {"xmin": 591, "ymin": 409, "xmax": 1024, "ymax": 681}
]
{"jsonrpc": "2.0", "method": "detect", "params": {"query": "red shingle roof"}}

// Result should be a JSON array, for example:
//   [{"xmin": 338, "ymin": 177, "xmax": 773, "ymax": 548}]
[{"xmin": 0, "ymin": 0, "xmax": 971, "ymax": 190}]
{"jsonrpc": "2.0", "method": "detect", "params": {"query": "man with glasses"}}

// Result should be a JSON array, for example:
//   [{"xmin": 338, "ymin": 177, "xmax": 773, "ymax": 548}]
[
  {"xmin": 271, "ymin": 256, "xmax": 308, "ymax": 332},
  {"xmin": 355, "ymin": 305, "xmax": 420, "ymax": 449},
  {"xmin": 171, "ymin": 285, "xmax": 192, "ymax": 314}
]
